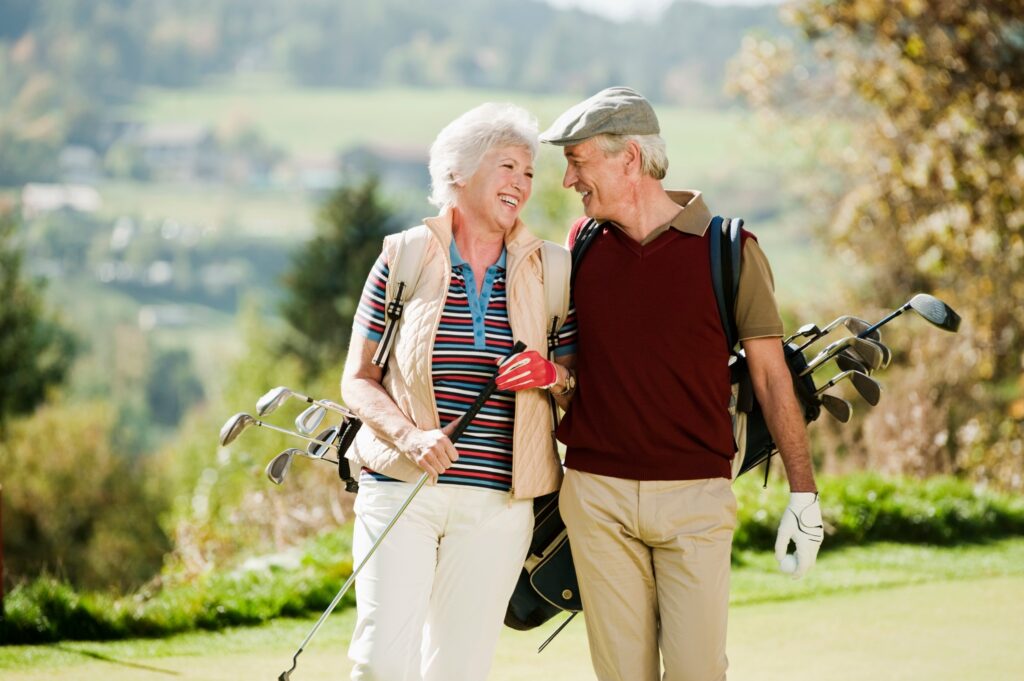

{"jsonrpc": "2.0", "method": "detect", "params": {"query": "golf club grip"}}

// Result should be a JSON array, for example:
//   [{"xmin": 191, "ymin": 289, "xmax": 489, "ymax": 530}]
[{"xmin": 449, "ymin": 341, "xmax": 526, "ymax": 443}]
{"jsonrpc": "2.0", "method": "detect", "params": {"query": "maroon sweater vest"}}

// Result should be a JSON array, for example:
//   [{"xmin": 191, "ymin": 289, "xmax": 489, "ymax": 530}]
[{"xmin": 557, "ymin": 224, "xmax": 743, "ymax": 480}]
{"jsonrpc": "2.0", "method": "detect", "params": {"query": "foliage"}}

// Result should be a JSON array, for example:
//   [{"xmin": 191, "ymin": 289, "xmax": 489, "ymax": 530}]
[
  {"xmin": 4, "ymin": 472, "xmax": 1022, "ymax": 644},
  {"xmin": 0, "ymin": 211, "xmax": 77, "ymax": 430},
  {"xmin": 3, "ymin": 526, "xmax": 355, "ymax": 645},
  {"xmin": 152, "ymin": 302, "xmax": 353, "ymax": 577},
  {"xmin": 279, "ymin": 177, "xmax": 401, "ymax": 377},
  {"xmin": 0, "ymin": 401, "xmax": 171, "ymax": 591},
  {"xmin": 145, "ymin": 347, "xmax": 205, "ymax": 427},
  {"xmin": 728, "ymin": 0, "xmax": 1024, "ymax": 488},
  {"xmin": 732, "ymin": 472, "xmax": 1024, "ymax": 552}
]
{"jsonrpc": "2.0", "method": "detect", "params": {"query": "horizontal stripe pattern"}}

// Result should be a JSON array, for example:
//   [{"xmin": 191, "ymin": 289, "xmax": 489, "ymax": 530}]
[{"xmin": 354, "ymin": 249, "xmax": 577, "ymax": 491}]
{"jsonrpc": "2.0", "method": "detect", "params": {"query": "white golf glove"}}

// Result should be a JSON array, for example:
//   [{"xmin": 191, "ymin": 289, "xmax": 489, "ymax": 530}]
[{"xmin": 775, "ymin": 492, "xmax": 824, "ymax": 579}]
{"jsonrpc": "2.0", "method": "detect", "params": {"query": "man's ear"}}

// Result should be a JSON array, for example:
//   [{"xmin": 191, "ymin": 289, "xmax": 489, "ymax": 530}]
[{"xmin": 622, "ymin": 140, "xmax": 642, "ymax": 177}]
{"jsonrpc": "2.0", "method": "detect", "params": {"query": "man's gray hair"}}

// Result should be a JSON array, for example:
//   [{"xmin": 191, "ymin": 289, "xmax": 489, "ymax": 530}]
[
  {"xmin": 594, "ymin": 133, "xmax": 668, "ymax": 180},
  {"xmin": 428, "ymin": 103, "xmax": 539, "ymax": 208}
]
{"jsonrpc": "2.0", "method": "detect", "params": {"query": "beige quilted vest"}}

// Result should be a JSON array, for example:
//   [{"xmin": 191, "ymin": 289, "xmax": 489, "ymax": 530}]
[{"xmin": 346, "ymin": 209, "xmax": 564, "ymax": 499}]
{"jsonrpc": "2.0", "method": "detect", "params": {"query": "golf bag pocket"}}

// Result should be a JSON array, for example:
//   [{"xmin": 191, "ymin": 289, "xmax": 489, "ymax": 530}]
[{"xmin": 504, "ymin": 491, "xmax": 582, "ymax": 630}]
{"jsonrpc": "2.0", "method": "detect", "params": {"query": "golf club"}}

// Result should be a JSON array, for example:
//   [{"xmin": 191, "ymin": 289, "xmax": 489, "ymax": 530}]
[
  {"xmin": 819, "ymin": 393, "xmax": 852, "ymax": 423},
  {"xmin": 835, "ymin": 349, "xmax": 871, "ymax": 375},
  {"xmin": 784, "ymin": 322, "xmax": 820, "ymax": 345},
  {"xmin": 266, "ymin": 448, "xmax": 302, "ymax": 484},
  {"xmin": 307, "ymin": 425, "xmax": 342, "ymax": 460},
  {"xmin": 795, "ymin": 315, "xmax": 881, "ymax": 352},
  {"xmin": 801, "ymin": 336, "xmax": 880, "ymax": 375},
  {"xmin": 815, "ymin": 369, "xmax": 882, "ymax": 406},
  {"xmin": 219, "ymin": 412, "xmax": 345, "ymax": 452},
  {"xmin": 276, "ymin": 341, "xmax": 527, "ymax": 681},
  {"xmin": 860, "ymin": 293, "xmax": 961, "ymax": 337},
  {"xmin": 256, "ymin": 386, "xmax": 356, "ymax": 420},
  {"xmin": 295, "ymin": 404, "xmax": 328, "ymax": 434}
]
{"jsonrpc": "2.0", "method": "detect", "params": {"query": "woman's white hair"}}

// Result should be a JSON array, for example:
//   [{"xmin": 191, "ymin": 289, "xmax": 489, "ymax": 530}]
[
  {"xmin": 594, "ymin": 133, "xmax": 669, "ymax": 180},
  {"xmin": 428, "ymin": 103, "xmax": 539, "ymax": 208}
]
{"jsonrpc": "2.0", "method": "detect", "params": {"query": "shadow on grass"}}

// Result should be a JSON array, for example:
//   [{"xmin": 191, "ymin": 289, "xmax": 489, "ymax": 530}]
[{"xmin": 52, "ymin": 645, "xmax": 180, "ymax": 676}]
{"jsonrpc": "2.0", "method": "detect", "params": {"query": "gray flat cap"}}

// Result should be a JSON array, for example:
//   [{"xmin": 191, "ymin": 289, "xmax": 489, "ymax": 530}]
[{"xmin": 539, "ymin": 86, "xmax": 659, "ymax": 146}]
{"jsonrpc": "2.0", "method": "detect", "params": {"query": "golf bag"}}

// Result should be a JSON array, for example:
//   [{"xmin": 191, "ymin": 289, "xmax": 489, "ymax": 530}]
[
  {"xmin": 504, "ymin": 491, "xmax": 582, "ymax": 630},
  {"xmin": 706, "ymin": 216, "xmax": 822, "ymax": 479}
]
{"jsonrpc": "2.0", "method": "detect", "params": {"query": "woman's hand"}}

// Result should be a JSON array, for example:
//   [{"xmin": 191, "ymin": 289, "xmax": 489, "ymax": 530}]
[
  {"xmin": 496, "ymin": 350, "xmax": 557, "ymax": 391},
  {"xmin": 403, "ymin": 428, "xmax": 459, "ymax": 484}
]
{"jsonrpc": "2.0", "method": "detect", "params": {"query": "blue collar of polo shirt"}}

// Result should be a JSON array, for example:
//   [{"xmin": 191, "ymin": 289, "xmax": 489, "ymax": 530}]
[{"xmin": 450, "ymin": 239, "xmax": 507, "ymax": 270}]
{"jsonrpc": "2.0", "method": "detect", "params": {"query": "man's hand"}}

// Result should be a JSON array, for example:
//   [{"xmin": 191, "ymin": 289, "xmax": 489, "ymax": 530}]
[
  {"xmin": 496, "ymin": 350, "xmax": 557, "ymax": 391},
  {"xmin": 775, "ymin": 492, "xmax": 824, "ymax": 579},
  {"xmin": 403, "ymin": 428, "xmax": 459, "ymax": 484}
]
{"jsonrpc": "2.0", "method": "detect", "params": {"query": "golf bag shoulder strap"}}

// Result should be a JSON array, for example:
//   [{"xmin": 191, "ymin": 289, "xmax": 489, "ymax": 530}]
[
  {"xmin": 708, "ymin": 216, "xmax": 743, "ymax": 353},
  {"xmin": 569, "ymin": 218, "xmax": 603, "ymax": 290},
  {"xmin": 541, "ymin": 241, "xmax": 571, "ymax": 355},
  {"xmin": 372, "ymin": 225, "xmax": 431, "ymax": 368}
]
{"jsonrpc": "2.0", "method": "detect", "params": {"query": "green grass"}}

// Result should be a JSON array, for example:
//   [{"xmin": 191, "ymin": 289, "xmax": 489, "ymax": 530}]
[
  {"xmin": 130, "ymin": 78, "xmax": 820, "ymax": 185},
  {"xmin": 3, "ymin": 540, "xmax": 1022, "ymax": 680}
]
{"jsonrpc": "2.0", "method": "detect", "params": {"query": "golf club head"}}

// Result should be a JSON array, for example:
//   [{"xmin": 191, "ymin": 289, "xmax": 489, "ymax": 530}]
[
  {"xmin": 908, "ymin": 294, "xmax": 961, "ymax": 333},
  {"xmin": 842, "ymin": 317, "xmax": 880, "ymax": 342},
  {"xmin": 846, "ymin": 337, "xmax": 884, "ymax": 372},
  {"xmin": 785, "ymin": 322, "xmax": 820, "ymax": 345},
  {"xmin": 850, "ymin": 371, "xmax": 882, "ymax": 406},
  {"xmin": 820, "ymin": 393, "xmax": 852, "ymax": 423},
  {"xmin": 266, "ymin": 449, "xmax": 301, "ymax": 484},
  {"xmin": 219, "ymin": 412, "xmax": 256, "ymax": 446},
  {"xmin": 868, "ymin": 339, "xmax": 892, "ymax": 369},
  {"xmin": 803, "ymin": 335, "xmax": 861, "ymax": 374},
  {"xmin": 308, "ymin": 425, "xmax": 341, "ymax": 459},
  {"xmin": 256, "ymin": 386, "xmax": 291, "ymax": 416},
  {"xmin": 295, "ymin": 404, "xmax": 327, "ymax": 434},
  {"xmin": 836, "ymin": 350, "xmax": 870, "ymax": 375}
]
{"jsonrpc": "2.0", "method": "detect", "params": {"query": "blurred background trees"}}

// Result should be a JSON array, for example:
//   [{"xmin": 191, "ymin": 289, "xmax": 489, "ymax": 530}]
[
  {"xmin": 729, "ymin": 0, "xmax": 1024, "ymax": 487},
  {"xmin": 0, "ymin": 210, "xmax": 77, "ymax": 431}
]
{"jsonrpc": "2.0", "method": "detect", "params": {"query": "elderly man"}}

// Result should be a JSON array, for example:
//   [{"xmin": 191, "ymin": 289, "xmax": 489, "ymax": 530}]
[{"xmin": 540, "ymin": 87, "xmax": 823, "ymax": 681}]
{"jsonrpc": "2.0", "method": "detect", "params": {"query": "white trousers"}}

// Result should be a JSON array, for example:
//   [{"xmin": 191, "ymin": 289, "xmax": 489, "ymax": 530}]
[{"xmin": 348, "ymin": 479, "xmax": 533, "ymax": 681}]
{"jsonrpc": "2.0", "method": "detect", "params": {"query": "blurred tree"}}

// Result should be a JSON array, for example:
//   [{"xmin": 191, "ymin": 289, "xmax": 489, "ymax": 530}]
[
  {"xmin": 0, "ymin": 401, "xmax": 171, "ymax": 590},
  {"xmin": 145, "ymin": 348, "xmax": 206, "ymax": 427},
  {"xmin": 279, "ymin": 176, "xmax": 400, "ymax": 377},
  {"xmin": 729, "ymin": 0, "xmax": 1024, "ymax": 487},
  {"xmin": 0, "ymin": 211, "xmax": 77, "ymax": 433}
]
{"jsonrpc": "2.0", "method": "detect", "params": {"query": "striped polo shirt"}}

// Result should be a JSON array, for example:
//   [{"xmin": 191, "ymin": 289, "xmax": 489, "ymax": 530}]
[{"xmin": 353, "ymin": 240, "xmax": 577, "ymax": 492}]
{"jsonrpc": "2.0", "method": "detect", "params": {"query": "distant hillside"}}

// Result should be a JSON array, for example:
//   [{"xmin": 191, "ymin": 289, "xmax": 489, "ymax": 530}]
[{"xmin": 1, "ymin": 0, "xmax": 785, "ymax": 104}]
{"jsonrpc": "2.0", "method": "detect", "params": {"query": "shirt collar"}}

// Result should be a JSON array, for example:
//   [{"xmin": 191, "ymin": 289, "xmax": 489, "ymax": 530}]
[
  {"xmin": 664, "ymin": 190, "xmax": 713, "ymax": 236},
  {"xmin": 450, "ymin": 239, "xmax": 507, "ymax": 270}
]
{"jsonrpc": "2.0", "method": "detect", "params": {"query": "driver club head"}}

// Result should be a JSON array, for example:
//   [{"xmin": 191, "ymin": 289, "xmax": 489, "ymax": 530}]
[
  {"xmin": 908, "ymin": 294, "xmax": 961, "ymax": 333},
  {"xmin": 266, "ymin": 449, "xmax": 301, "ymax": 484},
  {"xmin": 820, "ymin": 393, "xmax": 852, "ymax": 423},
  {"xmin": 219, "ymin": 412, "xmax": 256, "ymax": 446},
  {"xmin": 295, "ymin": 404, "xmax": 327, "ymax": 434},
  {"xmin": 850, "ymin": 371, "xmax": 882, "ymax": 406}
]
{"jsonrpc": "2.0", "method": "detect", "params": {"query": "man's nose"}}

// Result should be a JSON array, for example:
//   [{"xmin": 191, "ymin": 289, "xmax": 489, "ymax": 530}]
[{"xmin": 562, "ymin": 165, "xmax": 576, "ymax": 189}]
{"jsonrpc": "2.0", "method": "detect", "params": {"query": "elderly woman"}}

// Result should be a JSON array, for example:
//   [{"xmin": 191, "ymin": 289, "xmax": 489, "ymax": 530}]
[{"xmin": 341, "ymin": 103, "xmax": 577, "ymax": 681}]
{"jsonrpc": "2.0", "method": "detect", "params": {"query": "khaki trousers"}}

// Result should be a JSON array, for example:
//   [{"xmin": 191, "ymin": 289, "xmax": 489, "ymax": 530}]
[{"xmin": 560, "ymin": 469, "xmax": 737, "ymax": 681}]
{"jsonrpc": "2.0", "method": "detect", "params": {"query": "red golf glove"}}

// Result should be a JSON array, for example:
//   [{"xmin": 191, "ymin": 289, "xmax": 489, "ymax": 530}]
[{"xmin": 496, "ymin": 350, "xmax": 558, "ymax": 391}]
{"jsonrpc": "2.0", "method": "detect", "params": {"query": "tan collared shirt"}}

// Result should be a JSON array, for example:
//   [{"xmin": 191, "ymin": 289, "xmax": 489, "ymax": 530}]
[{"xmin": 638, "ymin": 189, "xmax": 784, "ymax": 341}]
